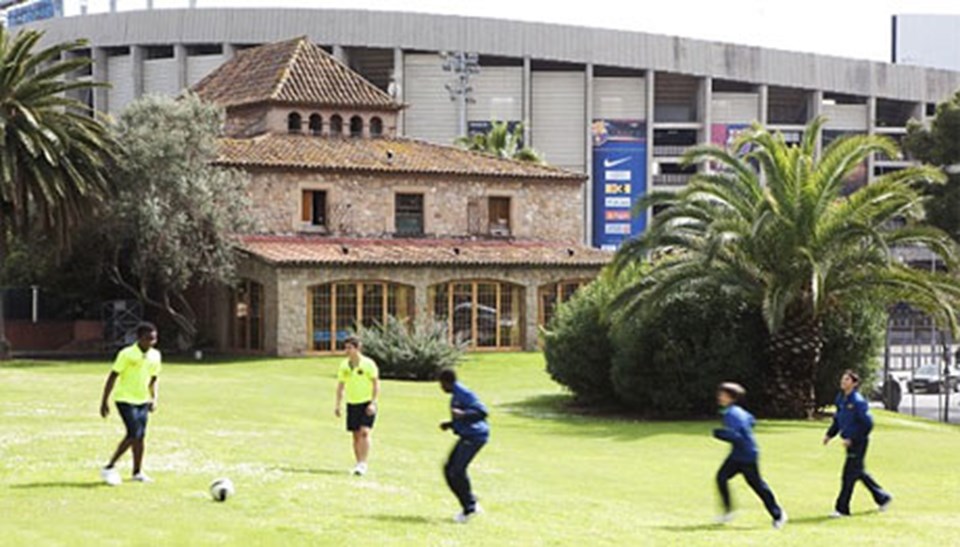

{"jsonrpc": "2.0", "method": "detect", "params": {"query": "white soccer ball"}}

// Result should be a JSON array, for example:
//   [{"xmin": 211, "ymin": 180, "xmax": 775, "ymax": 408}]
[{"xmin": 210, "ymin": 478, "xmax": 235, "ymax": 502}]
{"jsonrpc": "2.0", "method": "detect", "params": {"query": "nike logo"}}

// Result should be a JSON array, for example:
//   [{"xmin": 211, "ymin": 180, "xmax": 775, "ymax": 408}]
[{"xmin": 604, "ymin": 157, "xmax": 631, "ymax": 168}]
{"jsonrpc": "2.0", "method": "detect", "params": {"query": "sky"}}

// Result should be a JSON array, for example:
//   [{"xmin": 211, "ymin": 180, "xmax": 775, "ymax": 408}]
[{"xmin": 58, "ymin": 0, "xmax": 960, "ymax": 62}]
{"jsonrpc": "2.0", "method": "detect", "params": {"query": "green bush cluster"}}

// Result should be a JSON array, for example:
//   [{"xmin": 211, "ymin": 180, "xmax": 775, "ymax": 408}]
[
  {"xmin": 543, "ymin": 271, "xmax": 884, "ymax": 418},
  {"xmin": 357, "ymin": 317, "xmax": 467, "ymax": 380}
]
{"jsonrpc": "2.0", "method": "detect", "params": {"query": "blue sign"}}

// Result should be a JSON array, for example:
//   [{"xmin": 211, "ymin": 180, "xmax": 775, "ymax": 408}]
[
  {"xmin": 592, "ymin": 120, "xmax": 647, "ymax": 251},
  {"xmin": 7, "ymin": 0, "xmax": 62, "ymax": 27}
]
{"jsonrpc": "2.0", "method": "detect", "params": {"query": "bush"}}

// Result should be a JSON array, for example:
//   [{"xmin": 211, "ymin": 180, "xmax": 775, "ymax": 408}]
[
  {"xmin": 609, "ymin": 289, "xmax": 767, "ymax": 418},
  {"xmin": 815, "ymin": 300, "xmax": 885, "ymax": 407},
  {"xmin": 543, "ymin": 268, "xmax": 627, "ymax": 404},
  {"xmin": 358, "ymin": 316, "xmax": 467, "ymax": 380}
]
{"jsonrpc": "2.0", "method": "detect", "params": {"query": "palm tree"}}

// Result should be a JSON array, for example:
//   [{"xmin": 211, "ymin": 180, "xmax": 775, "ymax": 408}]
[
  {"xmin": 614, "ymin": 118, "xmax": 960, "ymax": 418},
  {"xmin": 0, "ymin": 28, "xmax": 116, "ymax": 355},
  {"xmin": 456, "ymin": 120, "xmax": 544, "ymax": 163}
]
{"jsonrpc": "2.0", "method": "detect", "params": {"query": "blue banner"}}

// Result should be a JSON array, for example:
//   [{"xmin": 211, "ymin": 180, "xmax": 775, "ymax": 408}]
[
  {"xmin": 592, "ymin": 120, "xmax": 647, "ymax": 251},
  {"xmin": 7, "ymin": 0, "xmax": 62, "ymax": 27}
]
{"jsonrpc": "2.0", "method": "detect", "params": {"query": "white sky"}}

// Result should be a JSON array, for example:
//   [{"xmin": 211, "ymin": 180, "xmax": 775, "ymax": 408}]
[{"xmin": 61, "ymin": 0, "xmax": 960, "ymax": 62}]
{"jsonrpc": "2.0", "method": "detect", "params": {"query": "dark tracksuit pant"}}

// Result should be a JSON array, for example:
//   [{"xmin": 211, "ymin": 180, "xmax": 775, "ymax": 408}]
[
  {"xmin": 444, "ymin": 436, "xmax": 485, "ymax": 513},
  {"xmin": 835, "ymin": 439, "xmax": 890, "ymax": 515},
  {"xmin": 716, "ymin": 457, "xmax": 783, "ymax": 520}
]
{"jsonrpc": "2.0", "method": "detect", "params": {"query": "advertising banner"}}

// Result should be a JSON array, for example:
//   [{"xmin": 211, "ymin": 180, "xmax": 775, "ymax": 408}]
[
  {"xmin": 592, "ymin": 120, "xmax": 647, "ymax": 251},
  {"xmin": 7, "ymin": 0, "xmax": 62, "ymax": 27}
]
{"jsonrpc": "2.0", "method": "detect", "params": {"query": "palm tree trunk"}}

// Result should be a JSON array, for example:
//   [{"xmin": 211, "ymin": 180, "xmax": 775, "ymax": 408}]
[{"xmin": 766, "ymin": 315, "xmax": 823, "ymax": 418}]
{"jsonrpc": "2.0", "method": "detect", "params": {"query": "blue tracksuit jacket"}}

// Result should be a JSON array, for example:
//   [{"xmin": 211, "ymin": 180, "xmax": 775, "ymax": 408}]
[
  {"xmin": 713, "ymin": 404, "xmax": 760, "ymax": 463},
  {"xmin": 826, "ymin": 389, "xmax": 873, "ymax": 443}
]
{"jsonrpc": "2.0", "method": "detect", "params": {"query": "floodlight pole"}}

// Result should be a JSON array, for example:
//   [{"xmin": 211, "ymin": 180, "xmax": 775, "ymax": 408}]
[{"xmin": 442, "ymin": 51, "xmax": 479, "ymax": 138}]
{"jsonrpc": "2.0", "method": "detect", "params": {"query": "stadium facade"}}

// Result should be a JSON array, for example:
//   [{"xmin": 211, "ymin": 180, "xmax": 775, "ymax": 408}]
[{"xmin": 26, "ymin": 7, "xmax": 960, "ymax": 250}]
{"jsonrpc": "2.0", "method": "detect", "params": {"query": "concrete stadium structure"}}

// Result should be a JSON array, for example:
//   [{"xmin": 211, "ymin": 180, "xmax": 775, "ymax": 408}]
[{"xmin": 24, "ymin": 7, "xmax": 960, "ymax": 247}]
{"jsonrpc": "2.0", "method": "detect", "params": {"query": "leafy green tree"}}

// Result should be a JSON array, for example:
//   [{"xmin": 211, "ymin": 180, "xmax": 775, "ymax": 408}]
[
  {"xmin": 904, "ymin": 92, "xmax": 960, "ymax": 241},
  {"xmin": 101, "ymin": 94, "xmax": 252, "ymax": 348},
  {"xmin": 0, "ymin": 28, "xmax": 116, "ymax": 356},
  {"xmin": 456, "ymin": 120, "xmax": 543, "ymax": 163},
  {"xmin": 615, "ymin": 118, "xmax": 960, "ymax": 418}
]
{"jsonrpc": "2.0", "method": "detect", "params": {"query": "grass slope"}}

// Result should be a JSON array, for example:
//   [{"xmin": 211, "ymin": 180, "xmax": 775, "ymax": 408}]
[{"xmin": 1, "ymin": 353, "xmax": 958, "ymax": 546}]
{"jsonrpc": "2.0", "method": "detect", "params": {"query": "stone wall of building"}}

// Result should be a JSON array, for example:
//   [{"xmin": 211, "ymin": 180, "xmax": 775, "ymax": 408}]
[
  {"xmin": 218, "ymin": 258, "xmax": 603, "ymax": 355},
  {"xmin": 244, "ymin": 168, "xmax": 585, "ymax": 243}
]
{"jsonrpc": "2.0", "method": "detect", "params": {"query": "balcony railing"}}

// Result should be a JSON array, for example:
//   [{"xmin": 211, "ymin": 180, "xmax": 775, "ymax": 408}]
[{"xmin": 652, "ymin": 173, "xmax": 692, "ymax": 186}]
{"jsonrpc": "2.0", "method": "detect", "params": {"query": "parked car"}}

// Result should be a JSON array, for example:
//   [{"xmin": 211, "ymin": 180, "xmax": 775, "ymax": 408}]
[{"xmin": 906, "ymin": 364, "xmax": 960, "ymax": 394}]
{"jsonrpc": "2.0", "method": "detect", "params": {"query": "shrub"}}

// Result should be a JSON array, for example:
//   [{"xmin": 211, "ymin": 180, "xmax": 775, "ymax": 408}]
[
  {"xmin": 609, "ymin": 289, "xmax": 767, "ymax": 418},
  {"xmin": 357, "ymin": 316, "xmax": 467, "ymax": 380},
  {"xmin": 543, "ymin": 268, "xmax": 627, "ymax": 404},
  {"xmin": 815, "ymin": 300, "xmax": 885, "ymax": 407}
]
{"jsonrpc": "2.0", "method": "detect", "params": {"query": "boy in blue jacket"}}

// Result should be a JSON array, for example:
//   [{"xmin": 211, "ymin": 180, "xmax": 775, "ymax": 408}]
[
  {"xmin": 713, "ymin": 382, "xmax": 787, "ymax": 529},
  {"xmin": 823, "ymin": 369, "xmax": 892, "ymax": 517},
  {"xmin": 438, "ymin": 368, "xmax": 489, "ymax": 523}
]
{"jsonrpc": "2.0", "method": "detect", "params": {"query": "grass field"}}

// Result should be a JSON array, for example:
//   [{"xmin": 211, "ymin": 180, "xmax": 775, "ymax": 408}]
[{"xmin": 2, "ymin": 353, "xmax": 959, "ymax": 546}]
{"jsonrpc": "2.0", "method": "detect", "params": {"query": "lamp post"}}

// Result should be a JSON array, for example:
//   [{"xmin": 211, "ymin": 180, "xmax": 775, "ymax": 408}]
[{"xmin": 441, "ymin": 51, "xmax": 479, "ymax": 138}]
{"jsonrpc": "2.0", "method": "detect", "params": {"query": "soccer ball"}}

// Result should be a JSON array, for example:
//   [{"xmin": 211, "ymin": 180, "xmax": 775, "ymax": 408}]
[{"xmin": 209, "ymin": 478, "xmax": 235, "ymax": 502}]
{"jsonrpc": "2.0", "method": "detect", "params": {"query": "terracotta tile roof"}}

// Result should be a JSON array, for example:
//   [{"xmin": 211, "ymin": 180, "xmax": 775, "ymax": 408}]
[
  {"xmin": 217, "ymin": 134, "xmax": 585, "ymax": 180},
  {"xmin": 192, "ymin": 37, "xmax": 399, "ymax": 111},
  {"xmin": 240, "ymin": 236, "xmax": 612, "ymax": 267}
]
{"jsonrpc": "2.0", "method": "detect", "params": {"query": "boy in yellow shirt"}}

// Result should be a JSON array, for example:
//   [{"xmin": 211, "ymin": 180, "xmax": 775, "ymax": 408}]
[
  {"xmin": 99, "ymin": 323, "xmax": 161, "ymax": 486},
  {"xmin": 334, "ymin": 336, "xmax": 380, "ymax": 476}
]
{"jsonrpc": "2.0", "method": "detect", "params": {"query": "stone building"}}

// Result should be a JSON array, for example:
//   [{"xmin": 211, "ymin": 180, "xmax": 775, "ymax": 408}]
[{"xmin": 194, "ymin": 37, "xmax": 610, "ymax": 355}]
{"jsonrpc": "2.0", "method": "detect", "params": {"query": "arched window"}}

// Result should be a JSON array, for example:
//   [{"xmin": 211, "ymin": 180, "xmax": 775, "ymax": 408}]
[
  {"xmin": 310, "ymin": 281, "xmax": 415, "ymax": 351},
  {"xmin": 429, "ymin": 281, "xmax": 524, "ymax": 349},
  {"xmin": 287, "ymin": 112, "xmax": 302, "ymax": 134},
  {"xmin": 308, "ymin": 114, "xmax": 323, "ymax": 136},
  {"xmin": 349, "ymin": 115, "xmax": 364, "ymax": 138},
  {"xmin": 369, "ymin": 116, "xmax": 384, "ymax": 137},
  {"xmin": 232, "ymin": 279, "xmax": 264, "ymax": 351},
  {"xmin": 329, "ymin": 114, "xmax": 343, "ymax": 136},
  {"xmin": 538, "ymin": 280, "xmax": 589, "ymax": 328}
]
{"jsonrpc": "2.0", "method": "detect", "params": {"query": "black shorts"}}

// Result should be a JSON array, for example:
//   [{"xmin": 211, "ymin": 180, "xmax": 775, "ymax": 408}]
[
  {"xmin": 116, "ymin": 402, "xmax": 150, "ymax": 440},
  {"xmin": 346, "ymin": 402, "xmax": 376, "ymax": 432}
]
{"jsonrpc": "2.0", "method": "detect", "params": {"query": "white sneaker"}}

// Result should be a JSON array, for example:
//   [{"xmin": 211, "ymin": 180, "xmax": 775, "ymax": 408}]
[
  {"xmin": 454, "ymin": 504, "xmax": 483, "ymax": 524},
  {"xmin": 829, "ymin": 511, "xmax": 849, "ymax": 519},
  {"xmin": 100, "ymin": 467, "xmax": 121, "ymax": 487},
  {"xmin": 773, "ymin": 512, "xmax": 788, "ymax": 530},
  {"xmin": 351, "ymin": 462, "xmax": 367, "ymax": 476},
  {"xmin": 879, "ymin": 497, "xmax": 893, "ymax": 512},
  {"xmin": 132, "ymin": 472, "xmax": 153, "ymax": 483},
  {"xmin": 715, "ymin": 512, "xmax": 735, "ymax": 524}
]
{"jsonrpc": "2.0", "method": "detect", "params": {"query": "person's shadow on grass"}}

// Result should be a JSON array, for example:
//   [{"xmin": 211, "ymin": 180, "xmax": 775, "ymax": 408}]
[
  {"xmin": 10, "ymin": 481, "xmax": 104, "ymax": 490},
  {"xmin": 658, "ymin": 514, "xmax": 834, "ymax": 533},
  {"xmin": 355, "ymin": 514, "xmax": 440, "ymax": 525},
  {"xmin": 269, "ymin": 466, "xmax": 344, "ymax": 476}
]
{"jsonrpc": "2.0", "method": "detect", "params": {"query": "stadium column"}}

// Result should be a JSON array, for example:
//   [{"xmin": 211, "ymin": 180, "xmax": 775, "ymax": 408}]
[
  {"xmin": 644, "ymin": 70, "xmax": 655, "ymax": 228},
  {"xmin": 224, "ymin": 43, "xmax": 237, "ymax": 59},
  {"xmin": 522, "ymin": 56, "xmax": 532, "ymax": 150},
  {"xmin": 393, "ymin": 48, "xmax": 405, "ymax": 135},
  {"xmin": 757, "ymin": 84, "xmax": 769, "ymax": 125},
  {"xmin": 332, "ymin": 45, "xmax": 347, "ymax": 64},
  {"xmin": 174, "ymin": 44, "xmax": 188, "ymax": 93},
  {"xmin": 867, "ymin": 96, "xmax": 877, "ymax": 184},
  {"xmin": 584, "ymin": 63, "xmax": 594, "ymax": 247},
  {"xmin": 699, "ymin": 76, "xmax": 713, "ymax": 178},
  {"xmin": 808, "ymin": 89, "xmax": 824, "ymax": 157},
  {"xmin": 92, "ymin": 47, "xmax": 108, "ymax": 114},
  {"xmin": 131, "ymin": 45, "xmax": 144, "ymax": 101}
]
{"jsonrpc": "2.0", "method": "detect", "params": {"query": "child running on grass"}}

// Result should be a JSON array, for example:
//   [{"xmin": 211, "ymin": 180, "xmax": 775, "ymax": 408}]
[
  {"xmin": 438, "ymin": 368, "xmax": 489, "ymax": 523},
  {"xmin": 713, "ymin": 382, "xmax": 787, "ymax": 529},
  {"xmin": 823, "ymin": 369, "xmax": 893, "ymax": 517},
  {"xmin": 99, "ymin": 322, "xmax": 161, "ymax": 486}
]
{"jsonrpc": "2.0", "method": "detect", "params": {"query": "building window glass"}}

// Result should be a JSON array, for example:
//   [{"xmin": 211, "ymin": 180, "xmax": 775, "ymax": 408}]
[
  {"xmin": 395, "ymin": 193, "xmax": 424, "ymax": 236},
  {"xmin": 301, "ymin": 189, "xmax": 327, "ymax": 229},
  {"xmin": 287, "ymin": 112, "xmax": 302, "ymax": 134},
  {"xmin": 308, "ymin": 114, "xmax": 323, "ymax": 135},
  {"xmin": 349, "ymin": 115, "xmax": 364, "ymax": 137},
  {"xmin": 370, "ymin": 116, "xmax": 384, "ymax": 137},
  {"xmin": 429, "ymin": 280, "xmax": 524, "ymax": 349},
  {"xmin": 489, "ymin": 196, "xmax": 511, "ymax": 236},
  {"xmin": 539, "ymin": 280, "xmax": 588, "ymax": 328},
  {"xmin": 310, "ymin": 282, "xmax": 415, "ymax": 352},
  {"xmin": 330, "ymin": 114, "xmax": 343, "ymax": 136},
  {"xmin": 231, "ymin": 279, "xmax": 264, "ymax": 351}
]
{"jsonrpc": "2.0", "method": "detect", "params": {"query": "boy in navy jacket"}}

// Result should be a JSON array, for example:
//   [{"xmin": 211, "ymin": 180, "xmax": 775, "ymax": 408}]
[
  {"xmin": 713, "ymin": 382, "xmax": 787, "ymax": 529},
  {"xmin": 823, "ymin": 369, "xmax": 892, "ymax": 517},
  {"xmin": 439, "ymin": 368, "xmax": 489, "ymax": 523}
]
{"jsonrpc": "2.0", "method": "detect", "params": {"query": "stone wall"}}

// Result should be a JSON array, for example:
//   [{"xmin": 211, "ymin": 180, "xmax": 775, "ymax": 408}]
[
  {"xmin": 244, "ymin": 168, "xmax": 585, "ymax": 243},
  {"xmin": 217, "ymin": 258, "xmax": 603, "ymax": 355}
]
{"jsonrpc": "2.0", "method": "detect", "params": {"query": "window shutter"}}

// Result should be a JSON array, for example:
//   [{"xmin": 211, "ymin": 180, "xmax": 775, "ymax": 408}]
[{"xmin": 301, "ymin": 190, "xmax": 312, "ymax": 222}]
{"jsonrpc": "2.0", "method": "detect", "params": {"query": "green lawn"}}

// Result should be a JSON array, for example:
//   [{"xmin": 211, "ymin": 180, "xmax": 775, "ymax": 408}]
[{"xmin": 1, "ymin": 354, "xmax": 959, "ymax": 546}]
